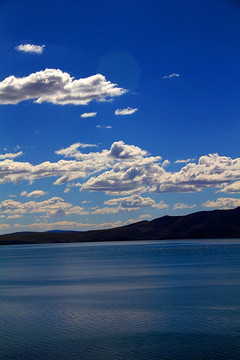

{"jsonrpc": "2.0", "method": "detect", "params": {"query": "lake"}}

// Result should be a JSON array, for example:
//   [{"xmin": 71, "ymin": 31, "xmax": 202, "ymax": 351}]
[{"xmin": 0, "ymin": 239, "xmax": 240, "ymax": 359}]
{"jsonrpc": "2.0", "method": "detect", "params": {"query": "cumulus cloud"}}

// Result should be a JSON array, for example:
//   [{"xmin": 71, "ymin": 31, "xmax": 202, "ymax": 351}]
[
  {"xmin": 217, "ymin": 181, "xmax": 240, "ymax": 193},
  {"xmin": 202, "ymin": 197, "xmax": 240, "ymax": 209},
  {"xmin": 92, "ymin": 195, "xmax": 168, "ymax": 214},
  {"xmin": 115, "ymin": 107, "xmax": 138, "ymax": 115},
  {"xmin": 173, "ymin": 202, "xmax": 196, "ymax": 210},
  {"xmin": 15, "ymin": 44, "xmax": 45, "ymax": 54},
  {"xmin": 80, "ymin": 112, "xmax": 97, "ymax": 118},
  {"xmin": 0, "ymin": 197, "xmax": 89, "ymax": 218},
  {"xmin": 0, "ymin": 69, "xmax": 127, "ymax": 105},
  {"xmin": 1, "ymin": 142, "xmax": 240, "ymax": 198},
  {"xmin": 162, "ymin": 73, "xmax": 180, "ymax": 79},
  {"xmin": 0, "ymin": 224, "xmax": 10, "ymax": 231},
  {"xmin": 0, "ymin": 151, "xmax": 23, "ymax": 160}
]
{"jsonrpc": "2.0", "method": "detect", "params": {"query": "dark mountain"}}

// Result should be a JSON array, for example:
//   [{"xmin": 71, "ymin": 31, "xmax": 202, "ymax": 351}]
[{"xmin": 1, "ymin": 207, "xmax": 240, "ymax": 245}]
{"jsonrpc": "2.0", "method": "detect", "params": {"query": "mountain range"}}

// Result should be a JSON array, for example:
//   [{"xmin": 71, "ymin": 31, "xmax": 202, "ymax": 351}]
[{"xmin": 0, "ymin": 206, "xmax": 240, "ymax": 245}]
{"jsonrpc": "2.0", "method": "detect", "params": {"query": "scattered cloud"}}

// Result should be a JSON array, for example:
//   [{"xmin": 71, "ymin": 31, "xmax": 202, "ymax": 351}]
[
  {"xmin": 162, "ymin": 73, "xmax": 180, "ymax": 79},
  {"xmin": 96, "ymin": 125, "xmax": 112, "ymax": 129},
  {"xmin": 15, "ymin": 43, "xmax": 45, "ymax": 54},
  {"xmin": 173, "ymin": 202, "xmax": 196, "ymax": 210},
  {"xmin": 0, "ymin": 224, "xmax": 10, "ymax": 231},
  {"xmin": 202, "ymin": 197, "xmax": 240, "ymax": 209},
  {"xmin": 162, "ymin": 159, "xmax": 170, "ymax": 167},
  {"xmin": 124, "ymin": 214, "xmax": 151, "ymax": 225},
  {"xmin": 0, "ymin": 151, "xmax": 23, "ymax": 160},
  {"xmin": 80, "ymin": 112, "xmax": 97, "ymax": 118},
  {"xmin": 27, "ymin": 190, "xmax": 47, "ymax": 198},
  {"xmin": 20, "ymin": 190, "xmax": 47, "ymax": 197},
  {"xmin": 1, "ymin": 143, "xmax": 240, "ymax": 198},
  {"xmin": 20, "ymin": 191, "xmax": 27, "ymax": 196},
  {"xmin": 217, "ymin": 181, "xmax": 240, "ymax": 193},
  {"xmin": 95, "ymin": 221, "xmax": 122, "ymax": 229},
  {"xmin": 0, "ymin": 69, "xmax": 127, "ymax": 105},
  {"xmin": 92, "ymin": 195, "xmax": 168, "ymax": 214},
  {"xmin": 115, "ymin": 107, "xmax": 138, "ymax": 115},
  {"xmin": 0, "ymin": 197, "xmax": 89, "ymax": 218},
  {"xmin": 7, "ymin": 214, "xmax": 23, "ymax": 219}
]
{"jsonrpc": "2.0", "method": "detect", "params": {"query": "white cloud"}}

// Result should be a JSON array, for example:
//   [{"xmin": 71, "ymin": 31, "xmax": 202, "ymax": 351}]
[
  {"xmin": 115, "ymin": 107, "xmax": 138, "ymax": 115},
  {"xmin": 7, "ymin": 214, "xmax": 23, "ymax": 219},
  {"xmin": 80, "ymin": 112, "xmax": 97, "ymax": 118},
  {"xmin": 175, "ymin": 158, "xmax": 195, "ymax": 164},
  {"xmin": 15, "ymin": 44, "xmax": 45, "ymax": 54},
  {"xmin": 96, "ymin": 125, "xmax": 112, "ymax": 129},
  {"xmin": 0, "ymin": 224, "xmax": 10, "ymax": 231},
  {"xmin": 92, "ymin": 195, "xmax": 168, "ymax": 214},
  {"xmin": 95, "ymin": 221, "xmax": 122, "ymax": 229},
  {"xmin": 0, "ymin": 69, "xmax": 127, "ymax": 105},
  {"xmin": 0, "ymin": 197, "xmax": 89, "ymax": 218},
  {"xmin": 26, "ymin": 190, "xmax": 47, "ymax": 198},
  {"xmin": 162, "ymin": 159, "xmax": 170, "ymax": 167},
  {"xmin": 202, "ymin": 197, "xmax": 240, "ymax": 209},
  {"xmin": 1, "ymin": 143, "xmax": 240, "ymax": 198},
  {"xmin": 0, "ymin": 151, "xmax": 23, "ymax": 160},
  {"xmin": 217, "ymin": 181, "xmax": 240, "ymax": 193},
  {"xmin": 20, "ymin": 191, "xmax": 27, "ymax": 196},
  {"xmin": 162, "ymin": 73, "xmax": 180, "ymax": 79},
  {"xmin": 173, "ymin": 202, "xmax": 196, "ymax": 210}
]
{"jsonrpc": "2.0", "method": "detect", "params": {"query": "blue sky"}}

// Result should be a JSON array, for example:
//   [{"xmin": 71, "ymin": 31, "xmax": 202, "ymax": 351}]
[{"xmin": 0, "ymin": 0, "xmax": 240, "ymax": 234}]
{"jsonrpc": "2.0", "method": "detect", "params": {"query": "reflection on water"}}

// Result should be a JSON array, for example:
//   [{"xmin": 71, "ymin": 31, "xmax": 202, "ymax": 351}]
[{"xmin": 0, "ymin": 240, "xmax": 240, "ymax": 359}]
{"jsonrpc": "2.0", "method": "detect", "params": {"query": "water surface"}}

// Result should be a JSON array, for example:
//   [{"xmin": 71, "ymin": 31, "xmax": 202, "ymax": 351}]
[{"xmin": 0, "ymin": 239, "xmax": 240, "ymax": 359}]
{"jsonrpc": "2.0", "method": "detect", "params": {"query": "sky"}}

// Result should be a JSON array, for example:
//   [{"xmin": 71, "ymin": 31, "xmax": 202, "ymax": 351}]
[{"xmin": 0, "ymin": 0, "xmax": 240, "ymax": 234}]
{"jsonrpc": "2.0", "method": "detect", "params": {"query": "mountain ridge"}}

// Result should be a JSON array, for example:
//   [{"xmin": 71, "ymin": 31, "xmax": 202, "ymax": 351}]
[{"xmin": 1, "ymin": 207, "xmax": 240, "ymax": 245}]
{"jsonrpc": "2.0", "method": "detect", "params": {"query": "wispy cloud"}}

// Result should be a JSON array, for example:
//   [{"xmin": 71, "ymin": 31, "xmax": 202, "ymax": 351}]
[
  {"xmin": 80, "ymin": 112, "xmax": 97, "ymax": 118},
  {"xmin": 15, "ymin": 43, "xmax": 45, "ymax": 54},
  {"xmin": 0, "ymin": 69, "xmax": 127, "ymax": 105},
  {"xmin": 96, "ymin": 125, "xmax": 112, "ymax": 129},
  {"xmin": 162, "ymin": 73, "xmax": 180, "ymax": 79},
  {"xmin": 173, "ymin": 202, "xmax": 196, "ymax": 210},
  {"xmin": 115, "ymin": 107, "xmax": 138, "ymax": 115}
]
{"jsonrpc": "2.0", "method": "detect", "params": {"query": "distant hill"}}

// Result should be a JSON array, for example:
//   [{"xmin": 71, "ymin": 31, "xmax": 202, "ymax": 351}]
[{"xmin": 1, "ymin": 207, "xmax": 240, "ymax": 245}]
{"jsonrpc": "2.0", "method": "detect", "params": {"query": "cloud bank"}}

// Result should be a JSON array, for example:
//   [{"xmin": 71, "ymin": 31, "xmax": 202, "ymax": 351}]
[
  {"xmin": 0, "ymin": 69, "xmax": 127, "ymax": 105},
  {"xmin": 1, "ymin": 142, "xmax": 240, "ymax": 198}
]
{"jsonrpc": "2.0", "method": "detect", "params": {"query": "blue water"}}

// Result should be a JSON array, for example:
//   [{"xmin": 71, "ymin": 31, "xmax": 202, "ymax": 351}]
[{"xmin": 0, "ymin": 239, "xmax": 240, "ymax": 359}]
